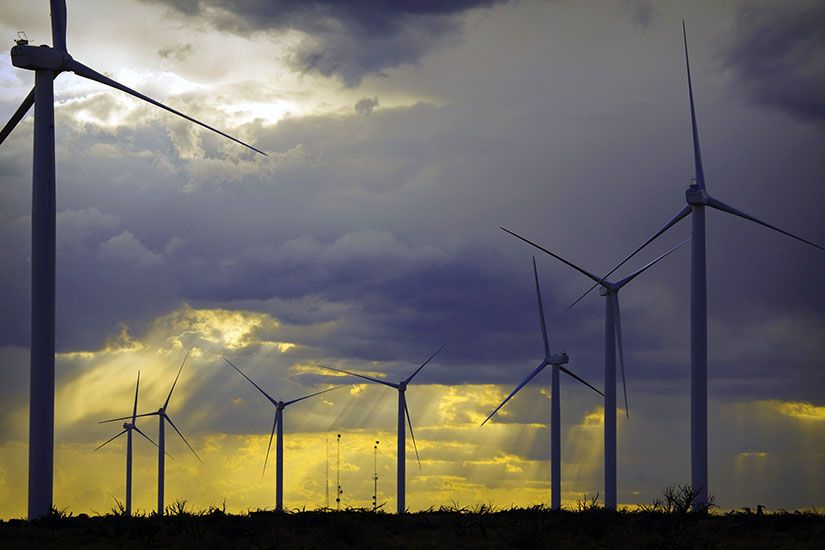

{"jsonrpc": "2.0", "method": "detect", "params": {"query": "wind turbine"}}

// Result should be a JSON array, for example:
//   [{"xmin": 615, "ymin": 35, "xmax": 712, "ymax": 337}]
[
  {"xmin": 95, "ymin": 371, "xmax": 157, "ymax": 516},
  {"xmin": 104, "ymin": 353, "xmax": 200, "ymax": 515},
  {"xmin": 571, "ymin": 23, "xmax": 825, "ymax": 510},
  {"xmin": 481, "ymin": 257, "xmax": 602, "ymax": 510},
  {"xmin": 222, "ymin": 357, "xmax": 340, "ymax": 511},
  {"xmin": 499, "ymin": 231, "xmax": 694, "ymax": 509},
  {"xmin": 1, "ymin": 0, "xmax": 265, "ymax": 519},
  {"xmin": 319, "ymin": 337, "xmax": 453, "ymax": 514}
]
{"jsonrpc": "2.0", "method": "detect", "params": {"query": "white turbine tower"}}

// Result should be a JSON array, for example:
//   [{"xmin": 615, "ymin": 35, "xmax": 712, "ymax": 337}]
[
  {"xmin": 223, "ymin": 357, "xmax": 340, "ymax": 511},
  {"xmin": 319, "ymin": 337, "xmax": 453, "ymax": 514},
  {"xmin": 95, "ymin": 371, "xmax": 157, "ymax": 516},
  {"xmin": 499, "ymin": 232, "xmax": 694, "ymax": 509},
  {"xmin": 105, "ymin": 353, "xmax": 200, "ymax": 515},
  {"xmin": 481, "ymin": 257, "xmax": 602, "ymax": 510},
  {"xmin": 574, "ymin": 23, "xmax": 825, "ymax": 510},
  {"xmin": 1, "ymin": 0, "xmax": 265, "ymax": 519}
]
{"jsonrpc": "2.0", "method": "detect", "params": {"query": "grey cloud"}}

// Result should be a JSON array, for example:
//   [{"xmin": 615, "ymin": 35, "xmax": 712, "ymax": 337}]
[
  {"xmin": 355, "ymin": 96, "xmax": 379, "ymax": 115},
  {"xmin": 721, "ymin": 0, "xmax": 825, "ymax": 124},
  {"xmin": 157, "ymin": 42, "xmax": 195, "ymax": 62},
  {"xmin": 99, "ymin": 230, "xmax": 164, "ymax": 266},
  {"xmin": 140, "ymin": 0, "xmax": 506, "ymax": 86},
  {"xmin": 622, "ymin": 0, "xmax": 656, "ymax": 29}
]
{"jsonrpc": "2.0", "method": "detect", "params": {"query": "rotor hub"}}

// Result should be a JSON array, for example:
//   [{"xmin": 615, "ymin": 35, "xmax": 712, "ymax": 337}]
[
  {"xmin": 548, "ymin": 352, "xmax": 569, "ymax": 365},
  {"xmin": 685, "ymin": 185, "xmax": 709, "ymax": 205}
]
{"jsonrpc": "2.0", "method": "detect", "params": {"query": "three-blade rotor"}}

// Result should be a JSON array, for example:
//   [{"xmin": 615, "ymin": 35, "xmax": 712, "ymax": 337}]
[
  {"xmin": 318, "ymin": 336, "xmax": 453, "ymax": 470},
  {"xmin": 96, "ymin": 371, "xmax": 158, "ymax": 451},
  {"xmin": 2, "ymin": 0, "xmax": 265, "ymax": 155},
  {"xmin": 224, "ymin": 356, "xmax": 340, "ymax": 476},
  {"xmin": 482, "ymin": 259, "xmax": 602, "ymax": 427}
]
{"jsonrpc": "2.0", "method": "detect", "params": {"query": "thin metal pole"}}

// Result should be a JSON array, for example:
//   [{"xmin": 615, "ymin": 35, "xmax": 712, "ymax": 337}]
[
  {"xmin": 325, "ymin": 438, "xmax": 329, "ymax": 508},
  {"xmin": 373, "ymin": 441, "xmax": 379, "ymax": 511},
  {"xmin": 336, "ymin": 433, "xmax": 341, "ymax": 510}
]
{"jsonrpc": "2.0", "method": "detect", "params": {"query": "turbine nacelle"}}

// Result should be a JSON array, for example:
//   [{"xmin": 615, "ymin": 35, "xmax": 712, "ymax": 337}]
[
  {"xmin": 685, "ymin": 186, "xmax": 710, "ymax": 205},
  {"xmin": 11, "ymin": 44, "xmax": 71, "ymax": 71},
  {"xmin": 546, "ymin": 352, "xmax": 568, "ymax": 365},
  {"xmin": 397, "ymin": 381, "xmax": 407, "ymax": 392},
  {"xmin": 598, "ymin": 285, "xmax": 618, "ymax": 296}
]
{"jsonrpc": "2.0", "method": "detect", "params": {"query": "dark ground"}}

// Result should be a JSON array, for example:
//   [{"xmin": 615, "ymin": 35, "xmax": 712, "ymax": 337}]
[{"xmin": 1, "ymin": 505, "xmax": 823, "ymax": 549}]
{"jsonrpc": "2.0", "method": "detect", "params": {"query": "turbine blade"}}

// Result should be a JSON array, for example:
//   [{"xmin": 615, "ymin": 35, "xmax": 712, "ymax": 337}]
[
  {"xmin": 0, "ymin": 88, "xmax": 35, "ymax": 146},
  {"xmin": 683, "ymin": 21, "xmax": 706, "ymax": 190},
  {"xmin": 481, "ymin": 360, "xmax": 549, "ymax": 426},
  {"xmin": 164, "ymin": 351, "xmax": 189, "ymax": 410},
  {"xmin": 132, "ymin": 371, "xmax": 141, "ymax": 423},
  {"xmin": 317, "ymin": 364, "xmax": 398, "ymax": 389},
  {"xmin": 707, "ymin": 197, "xmax": 825, "ymax": 253},
  {"xmin": 533, "ymin": 257, "xmax": 550, "ymax": 357},
  {"xmin": 164, "ymin": 414, "xmax": 201, "ymax": 463},
  {"xmin": 65, "ymin": 59, "xmax": 266, "ymax": 156},
  {"xmin": 404, "ymin": 335, "xmax": 455, "ymax": 385},
  {"xmin": 614, "ymin": 222, "xmax": 718, "ymax": 289},
  {"xmin": 282, "ymin": 385, "xmax": 342, "ymax": 407},
  {"xmin": 133, "ymin": 426, "xmax": 159, "ymax": 448},
  {"xmin": 567, "ymin": 205, "xmax": 692, "ymax": 310},
  {"xmin": 404, "ymin": 400, "xmax": 422, "ymax": 470},
  {"xmin": 262, "ymin": 412, "xmax": 278, "ymax": 477},
  {"xmin": 94, "ymin": 429, "xmax": 127, "ymax": 451},
  {"xmin": 611, "ymin": 293, "xmax": 629, "ymax": 418},
  {"xmin": 501, "ymin": 228, "xmax": 602, "ymax": 283},
  {"xmin": 51, "ymin": 0, "xmax": 67, "ymax": 52},
  {"xmin": 99, "ymin": 411, "xmax": 158, "ymax": 424},
  {"xmin": 559, "ymin": 366, "xmax": 604, "ymax": 397},
  {"xmin": 223, "ymin": 357, "xmax": 278, "ymax": 405}
]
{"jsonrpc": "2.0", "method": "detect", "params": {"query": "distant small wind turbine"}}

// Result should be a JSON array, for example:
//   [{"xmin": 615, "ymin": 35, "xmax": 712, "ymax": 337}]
[
  {"xmin": 482, "ymin": 257, "xmax": 602, "ymax": 510},
  {"xmin": 104, "ymin": 353, "xmax": 200, "ymax": 515},
  {"xmin": 566, "ymin": 22, "xmax": 825, "ymax": 510},
  {"xmin": 223, "ymin": 357, "xmax": 340, "ymax": 511},
  {"xmin": 1, "ymin": 0, "xmax": 265, "ymax": 519},
  {"xmin": 96, "ymin": 371, "xmax": 157, "ymax": 516},
  {"xmin": 500, "ymin": 231, "xmax": 694, "ymax": 509},
  {"xmin": 319, "ymin": 336, "xmax": 453, "ymax": 514}
]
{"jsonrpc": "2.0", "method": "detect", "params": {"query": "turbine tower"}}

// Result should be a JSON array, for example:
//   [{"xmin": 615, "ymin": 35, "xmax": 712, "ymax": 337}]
[
  {"xmin": 104, "ymin": 353, "xmax": 200, "ymax": 515},
  {"xmin": 95, "ymin": 371, "xmax": 158, "ymax": 516},
  {"xmin": 1, "ymin": 0, "xmax": 265, "ymax": 519},
  {"xmin": 319, "ymin": 336, "xmax": 453, "ymax": 514},
  {"xmin": 575, "ymin": 23, "xmax": 825, "ymax": 510},
  {"xmin": 481, "ymin": 257, "xmax": 602, "ymax": 510},
  {"xmin": 223, "ymin": 357, "xmax": 340, "ymax": 511},
  {"xmin": 500, "ymin": 232, "xmax": 694, "ymax": 509}
]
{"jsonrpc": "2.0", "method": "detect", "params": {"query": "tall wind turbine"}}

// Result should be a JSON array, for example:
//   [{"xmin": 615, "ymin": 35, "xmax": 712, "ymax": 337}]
[
  {"xmin": 500, "ymin": 231, "xmax": 694, "ymax": 509},
  {"xmin": 223, "ymin": 357, "xmax": 340, "ymax": 511},
  {"xmin": 319, "ymin": 337, "xmax": 453, "ymax": 514},
  {"xmin": 482, "ymin": 257, "xmax": 602, "ymax": 510},
  {"xmin": 104, "ymin": 353, "xmax": 200, "ymax": 515},
  {"xmin": 1, "ymin": 0, "xmax": 265, "ymax": 519},
  {"xmin": 573, "ymin": 23, "xmax": 825, "ymax": 510},
  {"xmin": 95, "ymin": 371, "xmax": 157, "ymax": 516}
]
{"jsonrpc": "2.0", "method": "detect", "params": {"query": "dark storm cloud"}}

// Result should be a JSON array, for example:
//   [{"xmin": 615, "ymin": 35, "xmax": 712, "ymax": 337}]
[
  {"xmin": 721, "ymin": 0, "xmax": 825, "ymax": 124},
  {"xmin": 140, "ymin": 0, "xmax": 506, "ymax": 86}
]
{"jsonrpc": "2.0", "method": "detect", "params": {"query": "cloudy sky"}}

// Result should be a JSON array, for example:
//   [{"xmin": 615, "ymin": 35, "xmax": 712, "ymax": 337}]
[{"xmin": 1, "ymin": 0, "xmax": 824, "ymax": 517}]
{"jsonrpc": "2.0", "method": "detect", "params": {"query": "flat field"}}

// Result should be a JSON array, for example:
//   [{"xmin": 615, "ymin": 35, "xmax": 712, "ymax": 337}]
[{"xmin": 2, "ymin": 505, "xmax": 824, "ymax": 549}]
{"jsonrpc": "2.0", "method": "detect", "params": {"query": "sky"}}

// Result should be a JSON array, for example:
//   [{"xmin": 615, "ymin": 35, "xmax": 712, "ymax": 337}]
[{"xmin": 0, "ymin": 0, "xmax": 824, "ymax": 518}]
